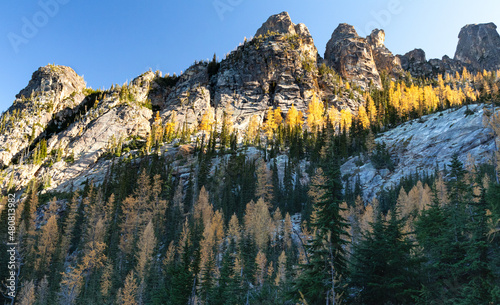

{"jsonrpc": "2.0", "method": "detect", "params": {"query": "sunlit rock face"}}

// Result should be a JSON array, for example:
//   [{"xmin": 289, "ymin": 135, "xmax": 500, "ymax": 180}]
[
  {"xmin": 341, "ymin": 104, "xmax": 495, "ymax": 201},
  {"xmin": 325, "ymin": 23, "xmax": 382, "ymax": 89},
  {"xmin": 367, "ymin": 29, "xmax": 403, "ymax": 79},
  {"xmin": 455, "ymin": 22, "xmax": 500, "ymax": 71}
]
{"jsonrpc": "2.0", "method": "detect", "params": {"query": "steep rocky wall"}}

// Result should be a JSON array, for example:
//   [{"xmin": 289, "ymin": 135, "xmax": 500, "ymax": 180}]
[
  {"xmin": 341, "ymin": 104, "xmax": 495, "ymax": 201},
  {"xmin": 0, "ymin": 65, "xmax": 86, "ymax": 168},
  {"xmin": 325, "ymin": 24, "xmax": 382, "ymax": 89},
  {"xmin": 455, "ymin": 23, "xmax": 500, "ymax": 71}
]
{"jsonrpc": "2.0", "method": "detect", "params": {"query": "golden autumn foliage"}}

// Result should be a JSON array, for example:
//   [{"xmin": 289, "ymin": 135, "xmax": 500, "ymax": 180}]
[
  {"xmin": 35, "ymin": 214, "xmax": 59, "ymax": 273},
  {"xmin": 365, "ymin": 93, "xmax": 377, "ymax": 124},
  {"xmin": 264, "ymin": 107, "xmax": 278, "ymax": 139},
  {"xmin": 136, "ymin": 220, "xmax": 157, "ymax": 278},
  {"xmin": 286, "ymin": 105, "xmax": 304, "ymax": 129},
  {"xmin": 117, "ymin": 271, "xmax": 139, "ymax": 305},
  {"xmin": 306, "ymin": 95, "xmax": 325, "ymax": 133},
  {"xmin": 255, "ymin": 250, "xmax": 268, "ymax": 286},
  {"xmin": 274, "ymin": 107, "xmax": 283, "ymax": 126},
  {"xmin": 246, "ymin": 114, "xmax": 261, "ymax": 143},
  {"xmin": 199, "ymin": 109, "xmax": 214, "ymax": 132},
  {"xmin": 327, "ymin": 107, "xmax": 341, "ymax": 131},
  {"xmin": 244, "ymin": 198, "xmax": 272, "ymax": 250},
  {"xmin": 357, "ymin": 105, "xmax": 370, "ymax": 130},
  {"xmin": 17, "ymin": 280, "xmax": 36, "ymax": 305},
  {"xmin": 255, "ymin": 158, "xmax": 274, "ymax": 203},
  {"xmin": 228, "ymin": 213, "xmax": 241, "ymax": 243},
  {"xmin": 340, "ymin": 108, "xmax": 353, "ymax": 133}
]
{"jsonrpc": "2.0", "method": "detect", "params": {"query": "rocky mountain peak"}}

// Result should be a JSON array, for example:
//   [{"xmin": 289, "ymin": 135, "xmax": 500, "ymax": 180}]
[
  {"xmin": 325, "ymin": 23, "xmax": 382, "ymax": 89},
  {"xmin": 16, "ymin": 65, "xmax": 85, "ymax": 103},
  {"xmin": 367, "ymin": 29, "xmax": 403, "ymax": 78},
  {"xmin": 255, "ymin": 11, "xmax": 295, "ymax": 37},
  {"xmin": 367, "ymin": 29, "xmax": 386, "ymax": 48},
  {"xmin": 331, "ymin": 23, "xmax": 359, "ymax": 39},
  {"xmin": 405, "ymin": 48, "xmax": 427, "ymax": 63},
  {"xmin": 454, "ymin": 22, "xmax": 500, "ymax": 71},
  {"xmin": 255, "ymin": 11, "xmax": 313, "ymax": 42}
]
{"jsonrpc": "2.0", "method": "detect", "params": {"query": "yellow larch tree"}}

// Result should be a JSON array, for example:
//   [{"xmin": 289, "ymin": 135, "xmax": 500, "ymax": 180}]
[
  {"xmin": 135, "ymin": 220, "xmax": 157, "ymax": 279},
  {"xmin": 17, "ymin": 280, "xmax": 36, "ymax": 305},
  {"xmin": 357, "ymin": 105, "xmax": 370, "ymax": 130},
  {"xmin": 255, "ymin": 158, "xmax": 273, "ymax": 203},
  {"xmin": 245, "ymin": 114, "xmax": 261, "ymax": 144},
  {"xmin": 35, "ymin": 214, "xmax": 59, "ymax": 273},
  {"xmin": 274, "ymin": 107, "xmax": 283, "ymax": 127},
  {"xmin": 100, "ymin": 261, "xmax": 114, "ymax": 298},
  {"xmin": 117, "ymin": 271, "xmax": 139, "ymax": 305},
  {"xmin": 244, "ymin": 198, "xmax": 272, "ymax": 250},
  {"xmin": 308, "ymin": 168, "xmax": 326, "ymax": 205},
  {"xmin": 58, "ymin": 265, "xmax": 84, "ymax": 305},
  {"xmin": 228, "ymin": 213, "xmax": 241, "ymax": 244},
  {"xmin": 365, "ymin": 93, "xmax": 377, "ymax": 125},
  {"xmin": 327, "ymin": 107, "xmax": 341, "ymax": 131},
  {"xmin": 306, "ymin": 94, "xmax": 325, "ymax": 134},
  {"xmin": 285, "ymin": 105, "xmax": 304, "ymax": 130},
  {"xmin": 263, "ymin": 107, "xmax": 277, "ymax": 139},
  {"xmin": 152, "ymin": 111, "xmax": 163, "ymax": 145},
  {"xmin": 199, "ymin": 109, "xmax": 214, "ymax": 133},
  {"xmin": 275, "ymin": 250, "xmax": 287, "ymax": 286},
  {"xmin": 164, "ymin": 111, "xmax": 178, "ymax": 140},
  {"xmin": 340, "ymin": 108, "xmax": 353, "ymax": 133},
  {"xmin": 255, "ymin": 250, "xmax": 268, "ymax": 286}
]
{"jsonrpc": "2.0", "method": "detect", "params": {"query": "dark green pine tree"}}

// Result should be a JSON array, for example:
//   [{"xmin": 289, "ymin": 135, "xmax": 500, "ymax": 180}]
[
  {"xmin": 350, "ymin": 209, "xmax": 421, "ymax": 304},
  {"xmin": 416, "ymin": 154, "xmax": 495, "ymax": 304},
  {"xmin": 414, "ymin": 191, "xmax": 449, "ymax": 304},
  {"xmin": 283, "ymin": 158, "xmax": 294, "ymax": 210},
  {"xmin": 271, "ymin": 158, "xmax": 281, "ymax": 208},
  {"xmin": 460, "ymin": 187, "xmax": 495, "ymax": 304},
  {"xmin": 293, "ymin": 148, "xmax": 349, "ymax": 304},
  {"xmin": 211, "ymin": 246, "xmax": 243, "ymax": 305}
]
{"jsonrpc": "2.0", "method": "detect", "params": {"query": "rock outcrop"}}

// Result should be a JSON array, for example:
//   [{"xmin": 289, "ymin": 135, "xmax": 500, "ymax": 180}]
[
  {"xmin": 2, "ymin": 71, "xmax": 153, "ymax": 193},
  {"xmin": 325, "ymin": 24, "xmax": 382, "ymax": 89},
  {"xmin": 0, "ymin": 65, "xmax": 86, "ymax": 168},
  {"xmin": 398, "ymin": 48, "xmax": 468, "ymax": 79},
  {"xmin": 341, "ymin": 104, "xmax": 495, "ymax": 201},
  {"xmin": 399, "ymin": 23, "xmax": 500, "ymax": 78},
  {"xmin": 455, "ymin": 23, "xmax": 500, "ymax": 71},
  {"xmin": 367, "ymin": 29, "xmax": 403, "ymax": 78},
  {"xmin": 158, "ymin": 12, "xmax": 352, "ymax": 133},
  {"xmin": 255, "ymin": 11, "xmax": 297, "ymax": 37}
]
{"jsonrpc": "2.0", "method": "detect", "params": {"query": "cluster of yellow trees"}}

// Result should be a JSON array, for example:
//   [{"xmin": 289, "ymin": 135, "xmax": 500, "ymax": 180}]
[{"xmin": 142, "ymin": 68, "xmax": 498, "ymax": 150}]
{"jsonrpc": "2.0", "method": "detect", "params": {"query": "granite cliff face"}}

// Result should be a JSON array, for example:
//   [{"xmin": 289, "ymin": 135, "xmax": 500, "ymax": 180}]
[
  {"xmin": 398, "ymin": 49, "xmax": 468, "ymax": 79},
  {"xmin": 367, "ymin": 29, "xmax": 403, "ymax": 79},
  {"xmin": 325, "ymin": 24, "xmax": 382, "ymax": 89},
  {"xmin": 158, "ymin": 12, "xmax": 360, "ymax": 133},
  {"xmin": 455, "ymin": 23, "xmax": 500, "ymax": 71},
  {"xmin": 341, "ymin": 104, "xmax": 495, "ymax": 201},
  {"xmin": 0, "ymin": 66, "xmax": 86, "ymax": 168},
  {"xmin": 1, "ymin": 67, "xmax": 153, "ymax": 193}
]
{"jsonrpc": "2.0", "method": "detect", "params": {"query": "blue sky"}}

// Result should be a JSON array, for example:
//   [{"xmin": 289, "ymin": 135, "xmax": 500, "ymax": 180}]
[{"xmin": 1, "ymin": 0, "xmax": 500, "ymax": 112}]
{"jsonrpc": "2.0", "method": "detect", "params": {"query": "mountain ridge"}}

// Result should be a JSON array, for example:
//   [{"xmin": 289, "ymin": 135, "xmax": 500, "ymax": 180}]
[{"xmin": 1, "ymin": 12, "xmax": 500, "ymax": 196}]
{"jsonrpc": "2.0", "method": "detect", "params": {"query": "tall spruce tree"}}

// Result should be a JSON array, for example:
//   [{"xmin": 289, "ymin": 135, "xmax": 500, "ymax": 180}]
[
  {"xmin": 350, "ymin": 209, "xmax": 421, "ymax": 304},
  {"xmin": 293, "ymin": 145, "xmax": 349, "ymax": 304}
]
